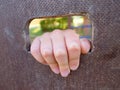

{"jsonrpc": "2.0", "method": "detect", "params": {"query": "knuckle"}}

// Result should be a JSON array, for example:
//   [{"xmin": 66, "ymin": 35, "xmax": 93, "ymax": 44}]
[
  {"xmin": 42, "ymin": 32, "xmax": 50, "ymax": 37},
  {"xmin": 65, "ymin": 29, "xmax": 76, "ymax": 34},
  {"xmin": 53, "ymin": 29, "xmax": 62, "ymax": 34},
  {"xmin": 68, "ymin": 43, "xmax": 80, "ymax": 52},
  {"xmin": 50, "ymin": 30, "xmax": 63, "ymax": 38},
  {"xmin": 41, "ymin": 33, "xmax": 50, "ymax": 41},
  {"xmin": 80, "ymin": 38, "xmax": 88, "ymax": 41},
  {"xmin": 31, "ymin": 47, "xmax": 39, "ymax": 55},
  {"xmin": 55, "ymin": 50, "xmax": 66, "ymax": 59},
  {"xmin": 71, "ymin": 31, "xmax": 79, "ymax": 37},
  {"xmin": 34, "ymin": 36, "xmax": 41, "ymax": 40},
  {"xmin": 30, "ymin": 41, "xmax": 40, "ymax": 55},
  {"xmin": 41, "ymin": 49, "xmax": 52, "ymax": 58},
  {"xmin": 65, "ymin": 30, "xmax": 79, "ymax": 38},
  {"xmin": 72, "ymin": 32, "xmax": 79, "ymax": 38}
]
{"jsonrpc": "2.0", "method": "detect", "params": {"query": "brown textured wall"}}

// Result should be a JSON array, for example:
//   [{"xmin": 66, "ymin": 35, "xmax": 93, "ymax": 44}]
[{"xmin": 0, "ymin": 0, "xmax": 120, "ymax": 90}]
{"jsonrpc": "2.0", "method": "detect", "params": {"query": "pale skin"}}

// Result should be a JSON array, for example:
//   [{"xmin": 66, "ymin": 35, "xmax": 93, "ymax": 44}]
[{"xmin": 31, "ymin": 29, "xmax": 91, "ymax": 77}]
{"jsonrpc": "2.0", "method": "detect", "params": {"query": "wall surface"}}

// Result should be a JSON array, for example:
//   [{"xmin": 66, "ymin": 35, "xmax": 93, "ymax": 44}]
[{"xmin": 0, "ymin": 0, "xmax": 120, "ymax": 90}]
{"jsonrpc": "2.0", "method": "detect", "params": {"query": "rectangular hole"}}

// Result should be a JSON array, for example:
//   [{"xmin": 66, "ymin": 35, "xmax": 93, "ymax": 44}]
[{"xmin": 29, "ymin": 15, "xmax": 92, "ymax": 42}]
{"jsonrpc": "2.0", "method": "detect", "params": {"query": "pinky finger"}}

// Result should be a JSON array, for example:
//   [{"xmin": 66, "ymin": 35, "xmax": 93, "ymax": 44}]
[
  {"xmin": 31, "ymin": 37, "xmax": 48, "ymax": 65},
  {"xmin": 80, "ymin": 38, "xmax": 91, "ymax": 54}
]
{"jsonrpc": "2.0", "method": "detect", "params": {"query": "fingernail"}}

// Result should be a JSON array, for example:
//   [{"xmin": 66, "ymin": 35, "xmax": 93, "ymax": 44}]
[
  {"xmin": 53, "ymin": 68, "xmax": 60, "ymax": 74},
  {"xmin": 61, "ymin": 70, "xmax": 70, "ymax": 77},
  {"xmin": 70, "ymin": 65, "xmax": 78, "ymax": 71},
  {"xmin": 70, "ymin": 63, "xmax": 79, "ymax": 71}
]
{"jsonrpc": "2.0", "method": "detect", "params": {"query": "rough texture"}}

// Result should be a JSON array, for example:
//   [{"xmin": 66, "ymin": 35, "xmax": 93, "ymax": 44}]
[{"xmin": 0, "ymin": 0, "xmax": 120, "ymax": 90}]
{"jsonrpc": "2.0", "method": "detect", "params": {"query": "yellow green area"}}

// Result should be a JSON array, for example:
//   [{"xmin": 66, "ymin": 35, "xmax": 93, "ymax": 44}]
[{"xmin": 29, "ymin": 16, "xmax": 92, "ymax": 41}]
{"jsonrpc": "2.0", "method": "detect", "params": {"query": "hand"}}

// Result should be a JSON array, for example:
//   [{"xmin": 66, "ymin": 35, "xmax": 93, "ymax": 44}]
[{"xmin": 31, "ymin": 29, "xmax": 91, "ymax": 77}]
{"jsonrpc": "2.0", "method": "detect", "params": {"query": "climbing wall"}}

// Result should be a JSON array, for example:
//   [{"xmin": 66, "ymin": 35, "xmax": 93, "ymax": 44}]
[{"xmin": 0, "ymin": 0, "xmax": 120, "ymax": 90}]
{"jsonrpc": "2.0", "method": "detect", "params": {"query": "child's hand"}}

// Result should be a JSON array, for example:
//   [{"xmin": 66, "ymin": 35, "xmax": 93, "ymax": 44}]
[{"xmin": 31, "ymin": 29, "xmax": 91, "ymax": 77}]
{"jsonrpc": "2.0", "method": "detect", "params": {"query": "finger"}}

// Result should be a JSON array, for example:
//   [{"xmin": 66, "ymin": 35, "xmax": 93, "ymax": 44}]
[
  {"xmin": 31, "ymin": 37, "xmax": 47, "ymax": 65},
  {"xmin": 64, "ymin": 30, "xmax": 81, "ymax": 71},
  {"xmin": 51, "ymin": 30, "xmax": 70, "ymax": 77},
  {"xmin": 40, "ymin": 33, "xmax": 60, "ymax": 74},
  {"xmin": 80, "ymin": 38, "xmax": 91, "ymax": 54}
]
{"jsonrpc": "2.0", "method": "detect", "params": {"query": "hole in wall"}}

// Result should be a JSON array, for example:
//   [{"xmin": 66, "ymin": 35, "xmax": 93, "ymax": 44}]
[{"xmin": 27, "ymin": 15, "xmax": 93, "ymax": 52}]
